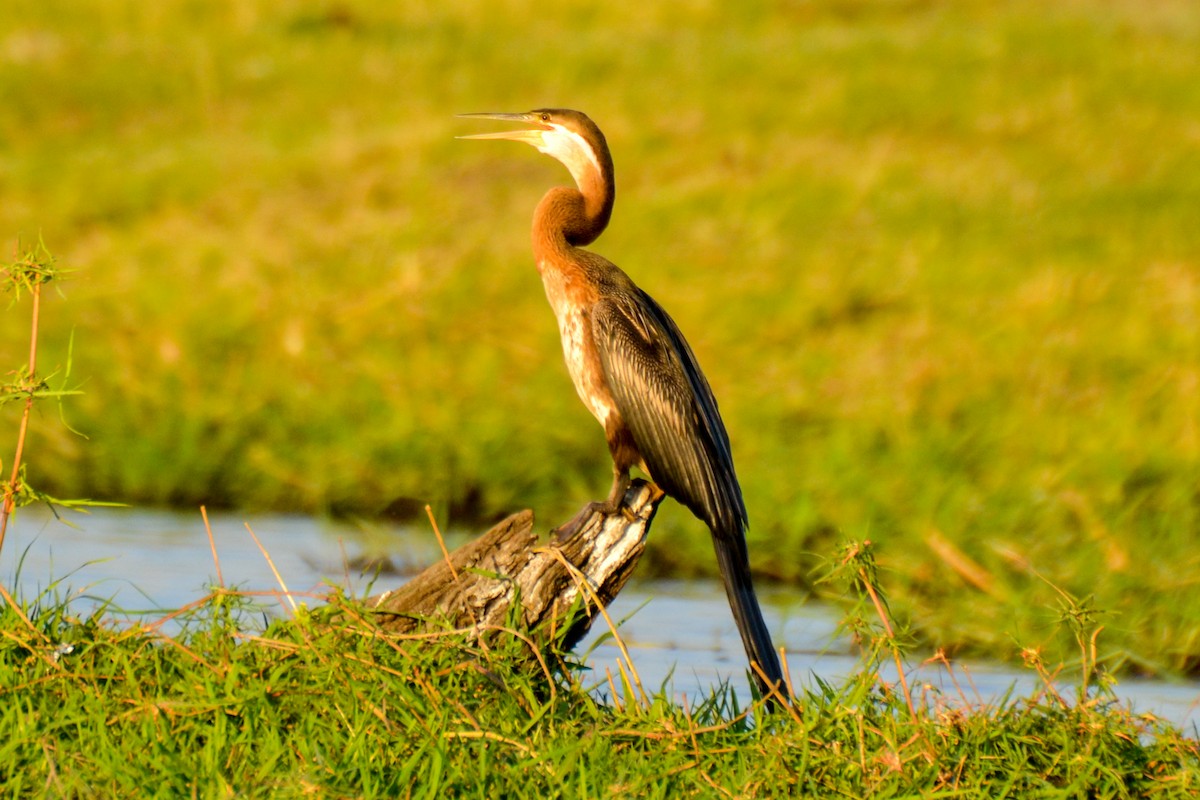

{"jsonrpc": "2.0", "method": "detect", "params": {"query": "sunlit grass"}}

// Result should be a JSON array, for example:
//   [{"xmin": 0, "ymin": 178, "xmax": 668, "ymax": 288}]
[
  {"xmin": 2, "ymin": 546, "xmax": 1198, "ymax": 798},
  {"xmin": 2, "ymin": 0, "xmax": 1199, "ymax": 671}
]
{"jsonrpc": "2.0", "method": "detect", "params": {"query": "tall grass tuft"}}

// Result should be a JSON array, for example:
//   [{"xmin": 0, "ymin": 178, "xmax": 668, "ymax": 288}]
[{"xmin": 0, "ymin": 241, "xmax": 105, "ymax": 558}]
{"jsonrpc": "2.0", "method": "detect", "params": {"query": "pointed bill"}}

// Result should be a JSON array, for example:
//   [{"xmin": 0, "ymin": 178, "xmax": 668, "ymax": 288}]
[{"xmin": 456, "ymin": 112, "xmax": 551, "ymax": 144}]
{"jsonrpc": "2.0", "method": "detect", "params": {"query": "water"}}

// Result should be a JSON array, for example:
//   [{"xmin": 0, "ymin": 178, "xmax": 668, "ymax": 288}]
[{"xmin": 5, "ymin": 505, "xmax": 1199, "ymax": 730}]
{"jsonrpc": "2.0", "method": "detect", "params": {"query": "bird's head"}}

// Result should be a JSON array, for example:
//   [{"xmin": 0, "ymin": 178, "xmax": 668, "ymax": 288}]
[{"xmin": 458, "ymin": 108, "xmax": 612, "ymax": 192}]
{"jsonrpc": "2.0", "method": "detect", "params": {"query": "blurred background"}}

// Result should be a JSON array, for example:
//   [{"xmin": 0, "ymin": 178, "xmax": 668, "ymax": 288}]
[{"xmin": 2, "ymin": 0, "xmax": 1198, "ymax": 671}]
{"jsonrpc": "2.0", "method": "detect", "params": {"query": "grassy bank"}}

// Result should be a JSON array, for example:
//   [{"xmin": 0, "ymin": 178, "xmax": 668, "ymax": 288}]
[
  {"xmin": 2, "ymin": 573, "xmax": 1198, "ymax": 797},
  {"xmin": 2, "ymin": 0, "xmax": 1199, "ymax": 671}
]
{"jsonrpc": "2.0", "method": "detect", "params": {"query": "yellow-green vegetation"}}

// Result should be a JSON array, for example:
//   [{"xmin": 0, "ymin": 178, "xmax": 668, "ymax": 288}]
[
  {"xmin": 3, "ymin": 0, "xmax": 1199, "ymax": 674},
  {"xmin": 3, "ymin": 552, "xmax": 1198, "ymax": 798}
]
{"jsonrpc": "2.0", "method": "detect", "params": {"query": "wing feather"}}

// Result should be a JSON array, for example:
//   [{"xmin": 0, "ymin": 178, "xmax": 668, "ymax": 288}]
[{"xmin": 591, "ymin": 290, "xmax": 748, "ymax": 538}]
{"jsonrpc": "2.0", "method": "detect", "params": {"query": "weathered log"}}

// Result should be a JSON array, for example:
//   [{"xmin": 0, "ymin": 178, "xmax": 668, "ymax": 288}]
[{"xmin": 366, "ymin": 479, "xmax": 662, "ymax": 649}]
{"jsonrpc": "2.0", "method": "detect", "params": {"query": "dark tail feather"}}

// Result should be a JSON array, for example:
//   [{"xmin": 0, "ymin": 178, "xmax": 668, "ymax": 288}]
[{"xmin": 711, "ymin": 529, "xmax": 786, "ymax": 704}]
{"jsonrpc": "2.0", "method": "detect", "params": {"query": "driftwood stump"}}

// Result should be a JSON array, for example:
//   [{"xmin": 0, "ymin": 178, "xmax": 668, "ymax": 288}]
[{"xmin": 366, "ymin": 479, "xmax": 663, "ymax": 650}]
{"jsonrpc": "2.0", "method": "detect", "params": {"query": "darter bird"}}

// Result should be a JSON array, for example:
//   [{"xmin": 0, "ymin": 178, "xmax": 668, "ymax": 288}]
[{"xmin": 460, "ymin": 109, "xmax": 785, "ymax": 701}]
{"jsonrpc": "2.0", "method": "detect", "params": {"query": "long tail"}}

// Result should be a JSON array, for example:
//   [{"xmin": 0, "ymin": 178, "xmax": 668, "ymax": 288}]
[{"xmin": 711, "ymin": 528, "xmax": 786, "ymax": 704}]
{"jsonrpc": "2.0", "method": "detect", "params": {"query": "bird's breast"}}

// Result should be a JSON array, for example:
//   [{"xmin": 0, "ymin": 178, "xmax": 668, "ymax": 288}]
[{"xmin": 539, "ymin": 263, "xmax": 617, "ymax": 429}]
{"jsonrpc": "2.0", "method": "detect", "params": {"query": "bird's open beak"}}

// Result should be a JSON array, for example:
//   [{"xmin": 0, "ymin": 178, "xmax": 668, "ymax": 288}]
[{"xmin": 456, "ymin": 112, "xmax": 551, "ymax": 146}]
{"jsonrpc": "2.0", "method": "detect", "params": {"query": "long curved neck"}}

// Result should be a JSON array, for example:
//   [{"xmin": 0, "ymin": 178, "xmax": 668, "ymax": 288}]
[{"xmin": 532, "ymin": 154, "xmax": 614, "ymax": 260}]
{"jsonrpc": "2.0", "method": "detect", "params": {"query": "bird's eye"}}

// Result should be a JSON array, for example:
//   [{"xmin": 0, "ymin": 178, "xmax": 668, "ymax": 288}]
[{"xmin": 540, "ymin": 112, "xmax": 550, "ymax": 122}]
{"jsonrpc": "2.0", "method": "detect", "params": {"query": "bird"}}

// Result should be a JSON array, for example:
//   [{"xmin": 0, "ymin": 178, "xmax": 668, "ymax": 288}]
[{"xmin": 459, "ymin": 108, "xmax": 785, "ymax": 701}]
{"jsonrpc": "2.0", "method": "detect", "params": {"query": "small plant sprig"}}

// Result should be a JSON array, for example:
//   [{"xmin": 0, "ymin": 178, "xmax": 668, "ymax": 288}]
[
  {"xmin": 0, "ymin": 239, "xmax": 95, "ymax": 559},
  {"xmin": 1020, "ymin": 576, "xmax": 1116, "ymax": 711},
  {"xmin": 822, "ymin": 539, "xmax": 919, "ymax": 719}
]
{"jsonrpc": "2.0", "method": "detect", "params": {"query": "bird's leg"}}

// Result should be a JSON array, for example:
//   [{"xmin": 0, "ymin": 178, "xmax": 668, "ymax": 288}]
[
  {"xmin": 603, "ymin": 466, "xmax": 635, "ymax": 517},
  {"xmin": 552, "ymin": 467, "xmax": 635, "ymax": 542}
]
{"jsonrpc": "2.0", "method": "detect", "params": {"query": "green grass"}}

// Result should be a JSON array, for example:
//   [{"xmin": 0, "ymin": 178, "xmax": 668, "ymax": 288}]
[
  {"xmin": 2, "ymin": 0, "xmax": 1199, "ymax": 672},
  {"xmin": 2, "ymin": 566, "xmax": 1198, "ymax": 798}
]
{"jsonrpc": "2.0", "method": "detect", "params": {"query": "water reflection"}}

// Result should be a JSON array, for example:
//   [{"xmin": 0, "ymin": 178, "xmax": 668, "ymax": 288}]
[{"xmin": 5, "ymin": 505, "xmax": 1198, "ymax": 730}]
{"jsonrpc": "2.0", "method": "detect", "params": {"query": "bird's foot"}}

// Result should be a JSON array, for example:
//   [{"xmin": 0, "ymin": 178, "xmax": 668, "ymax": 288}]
[
  {"xmin": 612, "ymin": 481, "xmax": 661, "ymax": 521},
  {"xmin": 552, "ymin": 480, "xmax": 656, "ymax": 541}
]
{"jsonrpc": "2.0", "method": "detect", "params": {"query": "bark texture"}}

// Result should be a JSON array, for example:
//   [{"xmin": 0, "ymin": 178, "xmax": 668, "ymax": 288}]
[{"xmin": 366, "ymin": 479, "xmax": 661, "ymax": 649}]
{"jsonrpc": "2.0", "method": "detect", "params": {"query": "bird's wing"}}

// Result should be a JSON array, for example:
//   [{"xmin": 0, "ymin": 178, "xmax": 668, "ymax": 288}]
[
  {"xmin": 594, "ymin": 292, "xmax": 782, "ymax": 695},
  {"xmin": 591, "ymin": 290, "xmax": 748, "ymax": 537}
]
